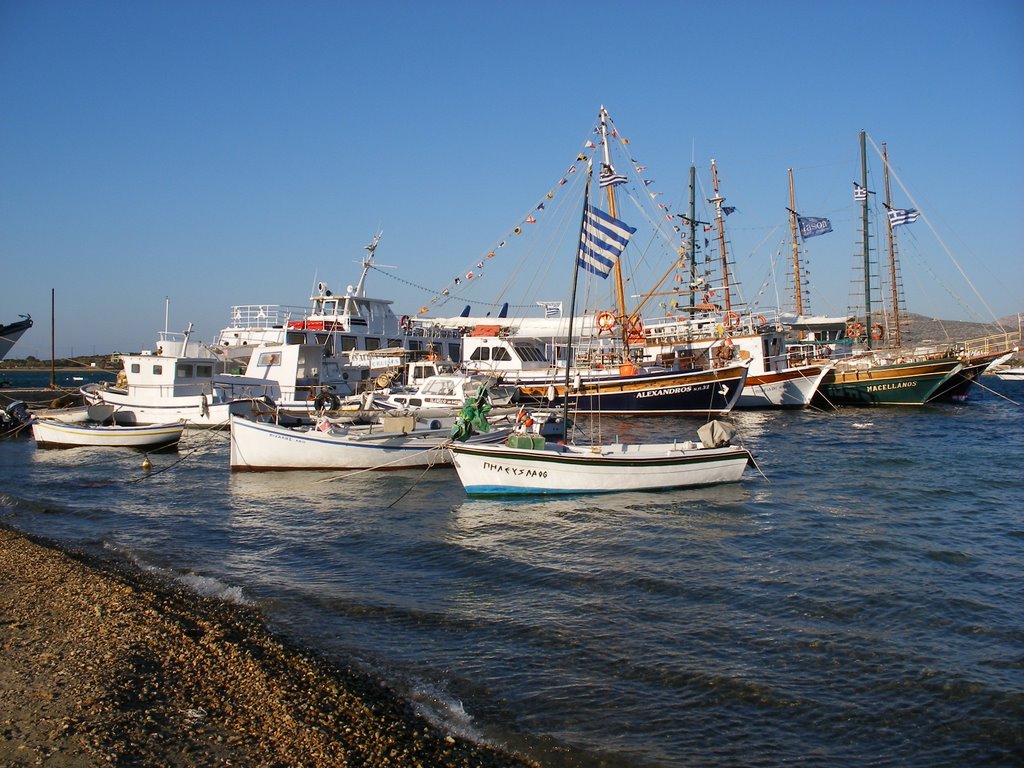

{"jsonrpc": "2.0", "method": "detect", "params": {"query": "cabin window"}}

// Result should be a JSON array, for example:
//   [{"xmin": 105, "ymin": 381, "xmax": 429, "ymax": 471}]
[
  {"xmin": 513, "ymin": 344, "xmax": 547, "ymax": 362},
  {"xmin": 314, "ymin": 333, "xmax": 334, "ymax": 356},
  {"xmin": 286, "ymin": 331, "xmax": 306, "ymax": 345},
  {"xmin": 258, "ymin": 352, "xmax": 281, "ymax": 366},
  {"xmin": 492, "ymin": 348, "xmax": 512, "ymax": 362},
  {"xmin": 176, "ymin": 364, "xmax": 193, "ymax": 378},
  {"xmin": 388, "ymin": 339, "xmax": 402, "ymax": 348},
  {"xmin": 469, "ymin": 348, "xmax": 490, "ymax": 361},
  {"xmin": 408, "ymin": 340, "xmax": 422, "ymax": 351},
  {"xmin": 448, "ymin": 343, "xmax": 461, "ymax": 362},
  {"xmin": 196, "ymin": 364, "xmax": 213, "ymax": 378},
  {"xmin": 131, "ymin": 363, "xmax": 141, "ymax": 374},
  {"xmin": 340, "ymin": 336, "xmax": 357, "ymax": 352},
  {"xmin": 365, "ymin": 337, "xmax": 381, "ymax": 351},
  {"xmin": 322, "ymin": 299, "xmax": 338, "ymax": 315},
  {"xmin": 152, "ymin": 365, "xmax": 163, "ymax": 375}
]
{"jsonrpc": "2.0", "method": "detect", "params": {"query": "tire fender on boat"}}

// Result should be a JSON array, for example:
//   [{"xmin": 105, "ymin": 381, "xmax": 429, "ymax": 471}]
[{"xmin": 313, "ymin": 392, "xmax": 341, "ymax": 412}]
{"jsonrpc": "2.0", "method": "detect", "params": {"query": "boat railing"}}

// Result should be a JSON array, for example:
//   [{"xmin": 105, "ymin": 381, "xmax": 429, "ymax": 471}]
[
  {"xmin": 959, "ymin": 331, "xmax": 1021, "ymax": 359},
  {"xmin": 226, "ymin": 304, "xmax": 307, "ymax": 329}
]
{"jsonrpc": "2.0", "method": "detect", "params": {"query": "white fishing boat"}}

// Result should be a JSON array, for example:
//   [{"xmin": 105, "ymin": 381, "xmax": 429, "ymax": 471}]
[
  {"xmin": 82, "ymin": 325, "xmax": 254, "ymax": 427},
  {"xmin": 32, "ymin": 419, "xmax": 185, "ymax": 450},
  {"xmin": 28, "ymin": 403, "xmax": 115, "ymax": 424},
  {"xmin": 229, "ymin": 412, "xmax": 507, "ymax": 471},
  {"xmin": 991, "ymin": 365, "xmax": 1024, "ymax": 381},
  {"xmin": 371, "ymin": 360, "xmax": 518, "ymax": 412},
  {"xmin": 450, "ymin": 419, "xmax": 750, "ymax": 496},
  {"xmin": 450, "ymin": 118, "xmax": 752, "ymax": 496},
  {"xmin": 213, "ymin": 341, "xmax": 358, "ymax": 419}
]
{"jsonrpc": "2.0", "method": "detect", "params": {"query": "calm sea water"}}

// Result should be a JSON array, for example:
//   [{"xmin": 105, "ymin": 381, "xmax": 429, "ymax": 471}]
[
  {"xmin": 0, "ymin": 368, "xmax": 115, "ymax": 389},
  {"xmin": 1, "ymin": 377, "xmax": 1022, "ymax": 767}
]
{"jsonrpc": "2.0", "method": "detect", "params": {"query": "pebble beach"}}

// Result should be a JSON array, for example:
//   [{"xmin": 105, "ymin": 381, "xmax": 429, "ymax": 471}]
[{"xmin": 0, "ymin": 525, "xmax": 538, "ymax": 767}]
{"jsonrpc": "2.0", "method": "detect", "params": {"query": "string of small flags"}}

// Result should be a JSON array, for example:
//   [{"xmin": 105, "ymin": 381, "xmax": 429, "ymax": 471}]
[{"xmin": 416, "ymin": 111, "xmax": 684, "ymax": 316}]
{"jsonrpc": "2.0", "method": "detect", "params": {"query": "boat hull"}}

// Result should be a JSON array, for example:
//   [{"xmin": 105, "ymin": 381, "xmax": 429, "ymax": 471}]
[
  {"xmin": 992, "ymin": 367, "xmax": 1024, "ymax": 381},
  {"xmin": 736, "ymin": 364, "xmax": 833, "ymax": 409},
  {"xmin": 82, "ymin": 383, "xmax": 249, "ymax": 428},
  {"xmin": 229, "ymin": 414, "xmax": 505, "ymax": 471},
  {"xmin": 450, "ymin": 440, "xmax": 751, "ymax": 495},
  {"xmin": 514, "ymin": 365, "xmax": 747, "ymax": 416},
  {"xmin": 31, "ymin": 420, "xmax": 184, "ymax": 450},
  {"xmin": 816, "ymin": 357, "xmax": 963, "ymax": 406},
  {"xmin": 0, "ymin": 316, "xmax": 33, "ymax": 360}
]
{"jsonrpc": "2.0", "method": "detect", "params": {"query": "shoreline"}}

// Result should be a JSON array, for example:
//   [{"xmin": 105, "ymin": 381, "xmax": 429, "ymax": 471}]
[{"xmin": 0, "ymin": 524, "xmax": 539, "ymax": 767}]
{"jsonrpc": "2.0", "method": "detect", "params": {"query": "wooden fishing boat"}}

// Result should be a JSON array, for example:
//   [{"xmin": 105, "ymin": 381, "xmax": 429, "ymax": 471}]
[
  {"xmin": 228, "ymin": 412, "xmax": 507, "ymax": 471},
  {"xmin": 450, "ymin": 419, "xmax": 750, "ymax": 496},
  {"xmin": 31, "ymin": 419, "xmax": 185, "ymax": 450}
]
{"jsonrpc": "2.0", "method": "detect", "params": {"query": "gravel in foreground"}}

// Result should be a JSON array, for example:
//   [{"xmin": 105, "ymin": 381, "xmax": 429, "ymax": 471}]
[{"xmin": 0, "ymin": 524, "xmax": 540, "ymax": 767}]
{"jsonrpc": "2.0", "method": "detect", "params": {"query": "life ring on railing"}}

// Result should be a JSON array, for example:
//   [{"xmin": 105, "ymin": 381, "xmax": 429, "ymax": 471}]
[
  {"xmin": 847, "ymin": 321, "xmax": 865, "ymax": 338},
  {"xmin": 399, "ymin": 315, "xmax": 412, "ymax": 332},
  {"xmin": 375, "ymin": 372, "xmax": 393, "ymax": 388},
  {"xmin": 755, "ymin": 314, "xmax": 767, "ymax": 327},
  {"xmin": 596, "ymin": 311, "xmax": 617, "ymax": 333},
  {"xmin": 313, "ymin": 392, "xmax": 341, "ymax": 412},
  {"xmin": 871, "ymin": 323, "xmax": 885, "ymax": 341},
  {"xmin": 723, "ymin": 311, "xmax": 741, "ymax": 330}
]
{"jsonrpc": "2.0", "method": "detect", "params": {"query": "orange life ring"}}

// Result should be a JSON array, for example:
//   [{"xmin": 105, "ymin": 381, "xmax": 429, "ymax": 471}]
[
  {"xmin": 755, "ymin": 315, "xmax": 767, "ymax": 327},
  {"xmin": 871, "ymin": 323, "xmax": 885, "ymax": 341},
  {"xmin": 847, "ymin": 321, "xmax": 865, "ymax": 338},
  {"xmin": 596, "ymin": 311, "xmax": 617, "ymax": 333},
  {"xmin": 723, "ymin": 311, "xmax": 741, "ymax": 330}
]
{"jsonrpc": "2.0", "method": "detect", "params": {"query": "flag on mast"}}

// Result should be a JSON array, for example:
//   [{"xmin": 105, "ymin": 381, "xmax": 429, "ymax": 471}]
[
  {"xmin": 578, "ymin": 204, "xmax": 636, "ymax": 279},
  {"xmin": 887, "ymin": 208, "xmax": 920, "ymax": 227},
  {"xmin": 797, "ymin": 215, "xmax": 833, "ymax": 240}
]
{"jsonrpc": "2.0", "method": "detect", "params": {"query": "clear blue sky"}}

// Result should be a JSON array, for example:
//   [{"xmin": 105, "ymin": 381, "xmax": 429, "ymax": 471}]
[{"xmin": 2, "ymin": 0, "xmax": 1022, "ymax": 358}]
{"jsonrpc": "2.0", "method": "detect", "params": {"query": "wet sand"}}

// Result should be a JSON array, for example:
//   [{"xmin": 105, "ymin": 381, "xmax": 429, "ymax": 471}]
[{"xmin": 0, "ymin": 525, "xmax": 539, "ymax": 767}]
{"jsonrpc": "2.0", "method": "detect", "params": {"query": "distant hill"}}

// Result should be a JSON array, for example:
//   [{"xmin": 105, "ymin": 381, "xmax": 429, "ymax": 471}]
[{"xmin": 898, "ymin": 312, "xmax": 1021, "ymax": 347}]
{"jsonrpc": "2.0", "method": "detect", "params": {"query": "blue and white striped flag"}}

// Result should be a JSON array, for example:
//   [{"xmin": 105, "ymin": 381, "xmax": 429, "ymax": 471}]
[
  {"xmin": 599, "ymin": 170, "xmax": 628, "ymax": 188},
  {"xmin": 887, "ymin": 207, "xmax": 920, "ymax": 227},
  {"xmin": 853, "ymin": 182, "xmax": 868, "ymax": 201},
  {"xmin": 578, "ymin": 204, "xmax": 636, "ymax": 279},
  {"xmin": 537, "ymin": 301, "xmax": 562, "ymax": 318}
]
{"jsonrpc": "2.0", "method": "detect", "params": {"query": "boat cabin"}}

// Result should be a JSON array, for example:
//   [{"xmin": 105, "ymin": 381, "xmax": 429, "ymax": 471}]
[{"xmin": 215, "ymin": 343, "xmax": 358, "ymax": 405}]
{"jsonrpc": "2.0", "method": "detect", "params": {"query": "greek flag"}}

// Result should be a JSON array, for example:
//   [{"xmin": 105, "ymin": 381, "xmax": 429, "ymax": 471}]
[
  {"xmin": 538, "ymin": 301, "xmax": 562, "ymax": 318},
  {"xmin": 578, "ymin": 204, "xmax": 636, "ymax": 279},
  {"xmin": 599, "ymin": 170, "xmax": 628, "ymax": 188},
  {"xmin": 887, "ymin": 208, "xmax": 920, "ymax": 227},
  {"xmin": 797, "ymin": 215, "xmax": 833, "ymax": 240},
  {"xmin": 853, "ymin": 182, "xmax": 868, "ymax": 201}
]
